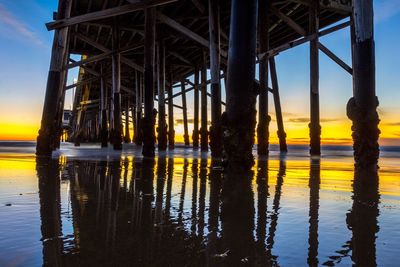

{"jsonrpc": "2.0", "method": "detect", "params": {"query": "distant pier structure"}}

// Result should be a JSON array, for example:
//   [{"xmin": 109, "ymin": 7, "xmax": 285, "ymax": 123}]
[{"xmin": 36, "ymin": 0, "xmax": 380, "ymax": 168}]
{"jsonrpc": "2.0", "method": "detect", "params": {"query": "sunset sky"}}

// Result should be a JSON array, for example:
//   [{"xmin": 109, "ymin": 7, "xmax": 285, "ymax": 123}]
[{"xmin": 0, "ymin": 0, "xmax": 399, "ymax": 145}]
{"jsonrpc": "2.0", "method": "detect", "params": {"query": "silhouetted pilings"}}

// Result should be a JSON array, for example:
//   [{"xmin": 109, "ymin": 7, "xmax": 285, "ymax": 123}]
[
  {"xmin": 157, "ymin": 43, "xmax": 168, "ymax": 151},
  {"xmin": 200, "ymin": 51, "xmax": 208, "ymax": 152},
  {"xmin": 257, "ymin": 0, "xmax": 271, "ymax": 156},
  {"xmin": 36, "ymin": 0, "xmax": 72, "ymax": 156},
  {"xmin": 142, "ymin": 8, "xmax": 156, "ymax": 157},
  {"xmin": 111, "ymin": 20, "xmax": 123, "ymax": 150},
  {"xmin": 347, "ymin": 0, "xmax": 380, "ymax": 167},
  {"xmin": 192, "ymin": 69, "xmax": 200, "ymax": 149},
  {"xmin": 208, "ymin": 0, "xmax": 223, "ymax": 158},
  {"xmin": 309, "ymin": 0, "xmax": 321, "ymax": 156},
  {"xmin": 180, "ymin": 81, "xmax": 190, "ymax": 146},
  {"xmin": 269, "ymin": 57, "xmax": 288, "ymax": 152},
  {"xmin": 39, "ymin": 0, "xmax": 378, "ymax": 171},
  {"xmin": 224, "ymin": 0, "xmax": 258, "ymax": 170},
  {"xmin": 167, "ymin": 70, "xmax": 175, "ymax": 149}
]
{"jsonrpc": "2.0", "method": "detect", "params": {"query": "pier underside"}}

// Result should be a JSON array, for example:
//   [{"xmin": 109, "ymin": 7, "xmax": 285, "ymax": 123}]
[{"xmin": 37, "ymin": 0, "xmax": 379, "ymax": 169}]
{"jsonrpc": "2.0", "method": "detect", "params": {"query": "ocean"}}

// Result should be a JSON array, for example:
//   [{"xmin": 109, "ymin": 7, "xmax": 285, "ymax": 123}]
[{"xmin": 0, "ymin": 141, "xmax": 399, "ymax": 266}]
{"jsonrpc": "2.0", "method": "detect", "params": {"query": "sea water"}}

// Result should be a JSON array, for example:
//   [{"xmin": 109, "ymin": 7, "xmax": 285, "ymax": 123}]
[{"xmin": 0, "ymin": 142, "xmax": 399, "ymax": 266}]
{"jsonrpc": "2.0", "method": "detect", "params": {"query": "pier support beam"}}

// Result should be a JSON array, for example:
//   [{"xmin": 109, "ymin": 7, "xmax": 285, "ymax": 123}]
[
  {"xmin": 181, "ymin": 80, "xmax": 190, "ymax": 146},
  {"xmin": 131, "ymin": 101, "xmax": 136, "ymax": 143},
  {"xmin": 309, "ymin": 0, "xmax": 321, "ymax": 156},
  {"xmin": 112, "ymin": 20, "xmax": 123, "ymax": 150},
  {"xmin": 200, "ymin": 50, "xmax": 208, "ymax": 152},
  {"xmin": 100, "ymin": 65, "xmax": 108, "ymax": 147},
  {"xmin": 192, "ymin": 66, "xmax": 200, "ymax": 149},
  {"xmin": 157, "ymin": 43, "xmax": 168, "ymax": 150},
  {"xmin": 134, "ymin": 71, "xmax": 143, "ymax": 145},
  {"xmin": 223, "ymin": 0, "xmax": 258, "ymax": 170},
  {"xmin": 167, "ymin": 70, "xmax": 175, "ymax": 149},
  {"xmin": 142, "ymin": 8, "xmax": 156, "ymax": 157},
  {"xmin": 269, "ymin": 57, "xmax": 288, "ymax": 152},
  {"xmin": 124, "ymin": 99, "xmax": 131, "ymax": 143},
  {"xmin": 36, "ymin": 0, "xmax": 72, "ymax": 156},
  {"xmin": 347, "ymin": 0, "xmax": 380, "ymax": 167},
  {"xmin": 208, "ymin": 0, "xmax": 222, "ymax": 157},
  {"xmin": 257, "ymin": 0, "xmax": 270, "ymax": 156}
]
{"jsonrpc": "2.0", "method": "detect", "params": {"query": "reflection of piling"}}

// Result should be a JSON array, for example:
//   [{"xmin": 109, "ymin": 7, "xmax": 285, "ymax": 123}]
[
  {"xmin": 308, "ymin": 158, "xmax": 321, "ymax": 267},
  {"xmin": 220, "ymin": 169, "xmax": 255, "ymax": 265},
  {"xmin": 266, "ymin": 157, "xmax": 286, "ymax": 260},
  {"xmin": 206, "ymin": 160, "xmax": 222, "ymax": 266},
  {"xmin": 178, "ymin": 159, "xmax": 188, "ymax": 224},
  {"xmin": 155, "ymin": 156, "xmax": 166, "ymax": 225},
  {"xmin": 164, "ymin": 157, "xmax": 174, "ymax": 219},
  {"xmin": 198, "ymin": 158, "xmax": 207, "ymax": 237},
  {"xmin": 347, "ymin": 166, "xmax": 380, "ymax": 266},
  {"xmin": 37, "ymin": 158, "xmax": 63, "ymax": 266},
  {"xmin": 256, "ymin": 160, "xmax": 269, "ymax": 265},
  {"xmin": 191, "ymin": 159, "xmax": 199, "ymax": 235}
]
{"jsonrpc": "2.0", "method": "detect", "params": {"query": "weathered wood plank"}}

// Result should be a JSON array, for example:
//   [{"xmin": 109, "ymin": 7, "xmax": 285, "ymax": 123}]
[{"xmin": 46, "ymin": 0, "xmax": 178, "ymax": 30}]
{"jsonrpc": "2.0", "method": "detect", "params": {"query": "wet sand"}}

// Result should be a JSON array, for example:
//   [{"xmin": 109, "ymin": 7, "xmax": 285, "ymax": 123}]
[{"xmin": 0, "ymin": 142, "xmax": 399, "ymax": 266}]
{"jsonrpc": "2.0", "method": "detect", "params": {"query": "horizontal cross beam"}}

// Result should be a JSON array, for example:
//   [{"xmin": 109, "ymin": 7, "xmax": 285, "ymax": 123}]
[
  {"xmin": 46, "ymin": 0, "xmax": 178, "ymax": 30},
  {"xmin": 259, "ymin": 20, "xmax": 350, "ymax": 60}
]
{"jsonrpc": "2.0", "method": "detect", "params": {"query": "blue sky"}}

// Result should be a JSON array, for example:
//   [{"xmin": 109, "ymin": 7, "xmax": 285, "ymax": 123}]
[{"xmin": 0, "ymin": 0, "xmax": 399, "ymax": 143}]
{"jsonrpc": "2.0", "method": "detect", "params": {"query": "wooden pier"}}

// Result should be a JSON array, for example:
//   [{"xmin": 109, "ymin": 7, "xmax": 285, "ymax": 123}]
[{"xmin": 36, "ymin": 0, "xmax": 380, "ymax": 168}]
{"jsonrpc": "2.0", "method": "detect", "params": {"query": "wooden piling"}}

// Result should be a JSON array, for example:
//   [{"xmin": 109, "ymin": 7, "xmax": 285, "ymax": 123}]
[
  {"xmin": 100, "ymin": 64, "xmax": 108, "ymax": 147},
  {"xmin": 181, "ymin": 80, "xmax": 190, "ymax": 146},
  {"xmin": 112, "ymin": 19, "xmax": 123, "ymax": 150},
  {"xmin": 157, "ymin": 42, "xmax": 168, "ymax": 150},
  {"xmin": 224, "ymin": 0, "xmax": 258, "ymax": 170},
  {"xmin": 167, "ymin": 70, "xmax": 175, "ymax": 149},
  {"xmin": 257, "ymin": 0, "xmax": 270, "ymax": 156},
  {"xmin": 208, "ymin": 0, "xmax": 222, "ymax": 157},
  {"xmin": 309, "ymin": 0, "xmax": 321, "ymax": 156},
  {"xmin": 192, "ymin": 66, "xmax": 200, "ymax": 149},
  {"xmin": 347, "ymin": 0, "xmax": 380, "ymax": 167},
  {"xmin": 134, "ymin": 71, "xmax": 143, "ymax": 145},
  {"xmin": 124, "ymin": 99, "xmax": 131, "ymax": 143},
  {"xmin": 131, "ymin": 101, "xmax": 136, "ymax": 144},
  {"xmin": 269, "ymin": 57, "xmax": 288, "ymax": 152},
  {"xmin": 142, "ymin": 7, "xmax": 156, "ymax": 157},
  {"xmin": 36, "ymin": 0, "xmax": 72, "ymax": 156},
  {"xmin": 200, "ymin": 50, "xmax": 208, "ymax": 152}
]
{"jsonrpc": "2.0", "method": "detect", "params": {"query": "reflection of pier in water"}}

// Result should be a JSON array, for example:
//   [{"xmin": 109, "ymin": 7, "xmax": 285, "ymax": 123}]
[{"xmin": 37, "ymin": 156, "xmax": 381, "ymax": 266}]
